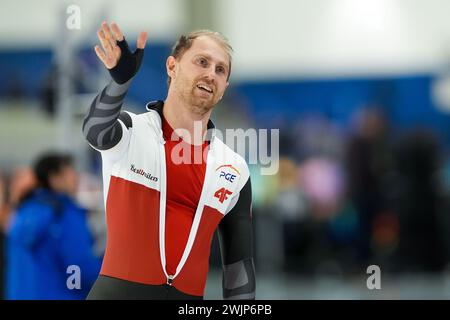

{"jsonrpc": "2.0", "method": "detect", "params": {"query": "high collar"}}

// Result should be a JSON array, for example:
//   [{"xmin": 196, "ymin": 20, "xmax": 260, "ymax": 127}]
[{"xmin": 145, "ymin": 100, "xmax": 216, "ymax": 143}]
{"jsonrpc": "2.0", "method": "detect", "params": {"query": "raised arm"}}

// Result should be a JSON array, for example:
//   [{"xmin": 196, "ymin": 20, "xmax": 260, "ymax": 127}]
[{"xmin": 82, "ymin": 22, "xmax": 147, "ymax": 151}]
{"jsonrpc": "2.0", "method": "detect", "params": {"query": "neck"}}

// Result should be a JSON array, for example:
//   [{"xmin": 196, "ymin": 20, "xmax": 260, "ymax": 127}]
[{"xmin": 163, "ymin": 92, "xmax": 212, "ymax": 145}]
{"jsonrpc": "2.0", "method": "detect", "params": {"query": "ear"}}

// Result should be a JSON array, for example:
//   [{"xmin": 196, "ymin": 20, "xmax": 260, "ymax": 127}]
[{"xmin": 166, "ymin": 56, "xmax": 177, "ymax": 80}]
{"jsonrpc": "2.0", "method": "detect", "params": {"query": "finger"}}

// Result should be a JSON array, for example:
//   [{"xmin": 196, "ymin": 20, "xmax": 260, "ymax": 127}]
[
  {"xmin": 95, "ymin": 45, "xmax": 116, "ymax": 69},
  {"xmin": 94, "ymin": 45, "xmax": 107, "ymax": 65},
  {"xmin": 112, "ymin": 45, "xmax": 121, "ymax": 61},
  {"xmin": 101, "ymin": 21, "xmax": 114, "ymax": 40},
  {"xmin": 97, "ymin": 29, "xmax": 114, "ymax": 55},
  {"xmin": 136, "ymin": 31, "xmax": 147, "ymax": 49},
  {"xmin": 97, "ymin": 29, "xmax": 108, "ymax": 50},
  {"xmin": 111, "ymin": 22, "xmax": 124, "ymax": 41},
  {"xmin": 101, "ymin": 22, "xmax": 117, "ymax": 50}
]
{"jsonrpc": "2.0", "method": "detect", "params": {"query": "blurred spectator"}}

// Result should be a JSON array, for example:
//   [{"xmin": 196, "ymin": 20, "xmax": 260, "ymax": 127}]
[
  {"xmin": 293, "ymin": 115, "xmax": 345, "ymax": 162},
  {"xmin": 0, "ymin": 172, "xmax": 9, "ymax": 233},
  {"xmin": 390, "ymin": 129, "xmax": 447, "ymax": 272},
  {"xmin": 300, "ymin": 157, "xmax": 344, "ymax": 221},
  {"xmin": 274, "ymin": 157, "xmax": 309, "ymax": 273},
  {"xmin": 0, "ymin": 172, "xmax": 7, "ymax": 299},
  {"xmin": 5, "ymin": 153, "xmax": 101, "ymax": 300},
  {"xmin": 40, "ymin": 59, "xmax": 92, "ymax": 118},
  {"xmin": 0, "ymin": 168, "xmax": 36, "ymax": 300},
  {"xmin": 294, "ymin": 157, "xmax": 354, "ymax": 275},
  {"xmin": 40, "ymin": 64, "xmax": 58, "ymax": 117},
  {"xmin": 5, "ymin": 73, "xmax": 26, "ymax": 102},
  {"xmin": 5, "ymin": 167, "xmax": 37, "ymax": 227},
  {"xmin": 345, "ymin": 107, "xmax": 394, "ymax": 265}
]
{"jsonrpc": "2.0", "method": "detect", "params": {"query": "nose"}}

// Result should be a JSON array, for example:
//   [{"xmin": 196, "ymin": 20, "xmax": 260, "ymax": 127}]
[{"xmin": 205, "ymin": 65, "xmax": 216, "ymax": 83}]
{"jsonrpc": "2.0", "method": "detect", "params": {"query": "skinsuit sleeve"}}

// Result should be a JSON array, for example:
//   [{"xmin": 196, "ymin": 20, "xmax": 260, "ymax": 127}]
[
  {"xmin": 217, "ymin": 178, "xmax": 256, "ymax": 300},
  {"xmin": 82, "ymin": 38, "xmax": 143, "ymax": 156}
]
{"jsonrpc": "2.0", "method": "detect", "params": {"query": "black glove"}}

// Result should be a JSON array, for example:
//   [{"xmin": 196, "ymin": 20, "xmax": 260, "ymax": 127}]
[{"xmin": 109, "ymin": 37, "xmax": 144, "ymax": 84}]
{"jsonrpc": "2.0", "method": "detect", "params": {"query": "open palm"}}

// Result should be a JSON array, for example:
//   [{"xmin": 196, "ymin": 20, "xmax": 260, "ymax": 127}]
[{"xmin": 94, "ymin": 21, "xmax": 147, "ymax": 70}]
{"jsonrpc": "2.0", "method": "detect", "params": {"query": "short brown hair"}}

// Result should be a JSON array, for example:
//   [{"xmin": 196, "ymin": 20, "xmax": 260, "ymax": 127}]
[{"xmin": 167, "ymin": 30, "xmax": 233, "ymax": 86}]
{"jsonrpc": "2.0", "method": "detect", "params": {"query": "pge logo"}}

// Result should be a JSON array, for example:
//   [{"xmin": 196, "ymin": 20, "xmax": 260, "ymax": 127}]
[
  {"xmin": 216, "ymin": 164, "xmax": 240, "ymax": 183},
  {"xmin": 219, "ymin": 171, "xmax": 236, "ymax": 183}
]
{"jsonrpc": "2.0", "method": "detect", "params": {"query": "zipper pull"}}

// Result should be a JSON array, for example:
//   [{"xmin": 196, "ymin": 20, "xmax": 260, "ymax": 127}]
[{"xmin": 167, "ymin": 275, "xmax": 174, "ymax": 286}]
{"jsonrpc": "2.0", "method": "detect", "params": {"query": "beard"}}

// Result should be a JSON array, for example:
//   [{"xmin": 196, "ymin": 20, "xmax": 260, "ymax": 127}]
[
  {"xmin": 175, "ymin": 75, "xmax": 220, "ymax": 116},
  {"xmin": 187, "ymin": 89, "xmax": 217, "ymax": 115}
]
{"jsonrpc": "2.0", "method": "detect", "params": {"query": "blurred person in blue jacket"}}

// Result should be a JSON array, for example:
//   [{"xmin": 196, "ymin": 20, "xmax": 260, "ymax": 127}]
[{"xmin": 5, "ymin": 153, "xmax": 102, "ymax": 300}]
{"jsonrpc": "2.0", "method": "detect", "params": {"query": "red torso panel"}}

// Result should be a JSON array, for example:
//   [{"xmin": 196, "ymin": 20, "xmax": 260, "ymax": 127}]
[{"xmin": 162, "ymin": 116, "xmax": 209, "ymax": 276}]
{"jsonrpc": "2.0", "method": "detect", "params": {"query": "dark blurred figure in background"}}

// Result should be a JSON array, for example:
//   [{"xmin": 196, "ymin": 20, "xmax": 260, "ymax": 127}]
[
  {"xmin": 5, "ymin": 153, "xmax": 101, "ymax": 299},
  {"xmin": 0, "ymin": 167, "xmax": 37, "ymax": 232},
  {"xmin": 0, "ymin": 167, "xmax": 36, "ymax": 300},
  {"xmin": 346, "ymin": 107, "xmax": 394, "ymax": 266},
  {"xmin": 40, "ymin": 64, "xmax": 58, "ymax": 117},
  {"xmin": 5, "ymin": 73, "xmax": 26, "ymax": 102},
  {"xmin": 40, "ymin": 60, "xmax": 90, "ymax": 118},
  {"xmin": 0, "ymin": 172, "xmax": 7, "ymax": 300},
  {"xmin": 274, "ymin": 157, "xmax": 309, "ymax": 273},
  {"xmin": 391, "ymin": 129, "xmax": 447, "ymax": 273}
]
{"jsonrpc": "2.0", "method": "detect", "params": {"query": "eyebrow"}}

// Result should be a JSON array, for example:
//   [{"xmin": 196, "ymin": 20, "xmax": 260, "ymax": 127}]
[{"xmin": 194, "ymin": 53, "xmax": 229, "ymax": 73}]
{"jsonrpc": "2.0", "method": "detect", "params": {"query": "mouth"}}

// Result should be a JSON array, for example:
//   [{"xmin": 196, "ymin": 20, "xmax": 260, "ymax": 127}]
[{"xmin": 196, "ymin": 83, "xmax": 214, "ymax": 94}]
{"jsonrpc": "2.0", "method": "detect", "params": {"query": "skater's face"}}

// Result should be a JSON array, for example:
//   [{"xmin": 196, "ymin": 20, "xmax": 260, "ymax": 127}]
[{"xmin": 167, "ymin": 36, "xmax": 230, "ymax": 114}]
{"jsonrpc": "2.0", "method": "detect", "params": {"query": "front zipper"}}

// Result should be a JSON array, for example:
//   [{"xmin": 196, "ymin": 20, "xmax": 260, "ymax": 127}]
[
  {"xmin": 158, "ymin": 137, "xmax": 169, "ymax": 283},
  {"xmin": 155, "ymin": 111, "xmax": 216, "ymax": 286}
]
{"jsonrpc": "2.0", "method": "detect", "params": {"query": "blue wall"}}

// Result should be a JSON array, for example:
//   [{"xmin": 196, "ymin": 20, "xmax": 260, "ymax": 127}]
[{"xmin": 235, "ymin": 77, "xmax": 450, "ymax": 142}]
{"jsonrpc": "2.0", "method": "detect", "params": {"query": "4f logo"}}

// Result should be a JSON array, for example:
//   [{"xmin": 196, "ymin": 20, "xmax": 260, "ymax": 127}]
[{"xmin": 214, "ymin": 187, "xmax": 232, "ymax": 203}]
